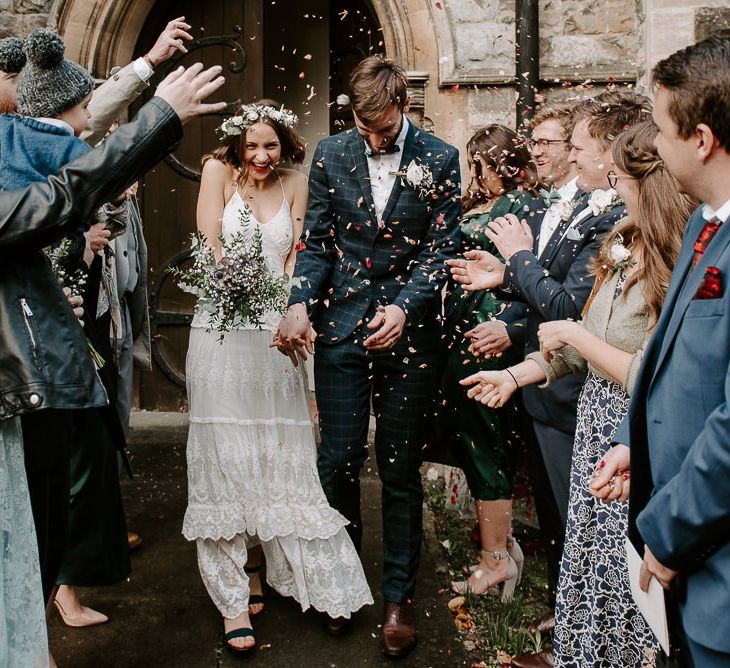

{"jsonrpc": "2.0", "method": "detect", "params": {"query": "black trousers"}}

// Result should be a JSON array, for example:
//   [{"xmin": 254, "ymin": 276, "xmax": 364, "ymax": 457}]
[
  {"xmin": 525, "ymin": 418, "xmax": 575, "ymax": 606},
  {"xmin": 22, "ymin": 408, "xmax": 74, "ymax": 604}
]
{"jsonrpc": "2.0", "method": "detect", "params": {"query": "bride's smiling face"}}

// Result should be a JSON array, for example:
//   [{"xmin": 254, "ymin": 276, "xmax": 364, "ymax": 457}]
[{"xmin": 243, "ymin": 121, "xmax": 282, "ymax": 180}]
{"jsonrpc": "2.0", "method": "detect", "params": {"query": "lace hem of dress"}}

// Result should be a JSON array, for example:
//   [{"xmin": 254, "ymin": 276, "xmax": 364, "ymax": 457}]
[{"xmin": 182, "ymin": 502, "xmax": 350, "ymax": 542}]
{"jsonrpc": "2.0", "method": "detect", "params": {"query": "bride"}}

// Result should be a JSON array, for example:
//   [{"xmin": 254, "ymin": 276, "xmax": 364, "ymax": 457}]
[{"xmin": 183, "ymin": 101, "xmax": 373, "ymax": 652}]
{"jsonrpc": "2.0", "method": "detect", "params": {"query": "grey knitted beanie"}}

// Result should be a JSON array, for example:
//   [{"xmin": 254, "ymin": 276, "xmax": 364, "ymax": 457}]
[
  {"xmin": 0, "ymin": 38, "xmax": 25, "ymax": 74},
  {"xmin": 16, "ymin": 29, "xmax": 94, "ymax": 117}
]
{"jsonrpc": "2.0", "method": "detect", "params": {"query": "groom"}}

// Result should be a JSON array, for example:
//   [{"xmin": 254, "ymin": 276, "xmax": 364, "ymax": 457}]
[{"xmin": 277, "ymin": 55, "xmax": 461, "ymax": 657}]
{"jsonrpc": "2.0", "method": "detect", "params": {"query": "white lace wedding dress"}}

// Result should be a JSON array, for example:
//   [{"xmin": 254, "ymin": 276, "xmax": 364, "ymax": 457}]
[{"xmin": 183, "ymin": 184, "xmax": 372, "ymax": 619}]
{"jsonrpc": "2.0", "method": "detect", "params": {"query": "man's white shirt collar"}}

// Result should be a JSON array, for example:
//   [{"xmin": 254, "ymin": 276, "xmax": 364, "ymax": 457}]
[
  {"xmin": 702, "ymin": 199, "xmax": 730, "ymax": 224},
  {"xmin": 555, "ymin": 175, "xmax": 579, "ymax": 201}
]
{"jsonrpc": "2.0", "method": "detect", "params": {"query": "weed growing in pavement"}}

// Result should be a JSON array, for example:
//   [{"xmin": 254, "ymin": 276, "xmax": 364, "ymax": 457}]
[{"xmin": 424, "ymin": 476, "xmax": 552, "ymax": 667}]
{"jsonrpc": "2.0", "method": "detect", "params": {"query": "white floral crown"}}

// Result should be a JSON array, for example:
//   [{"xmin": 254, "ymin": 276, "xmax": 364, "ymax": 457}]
[{"xmin": 217, "ymin": 104, "xmax": 298, "ymax": 137}]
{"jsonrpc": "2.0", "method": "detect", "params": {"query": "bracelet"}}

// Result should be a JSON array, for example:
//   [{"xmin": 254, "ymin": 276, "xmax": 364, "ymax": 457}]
[
  {"xmin": 142, "ymin": 54, "xmax": 156, "ymax": 70},
  {"xmin": 506, "ymin": 368, "xmax": 520, "ymax": 389}
]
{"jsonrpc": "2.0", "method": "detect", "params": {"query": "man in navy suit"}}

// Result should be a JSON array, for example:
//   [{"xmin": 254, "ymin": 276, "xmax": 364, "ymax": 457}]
[
  {"xmin": 593, "ymin": 37, "xmax": 730, "ymax": 667},
  {"xmin": 276, "ymin": 55, "xmax": 461, "ymax": 657}
]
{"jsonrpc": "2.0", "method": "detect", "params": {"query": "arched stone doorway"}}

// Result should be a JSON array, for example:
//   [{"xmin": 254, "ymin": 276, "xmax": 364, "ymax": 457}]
[
  {"xmin": 53, "ymin": 0, "xmax": 416, "ymax": 80},
  {"xmin": 53, "ymin": 0, "xmax": 425, "ymax": 410}
]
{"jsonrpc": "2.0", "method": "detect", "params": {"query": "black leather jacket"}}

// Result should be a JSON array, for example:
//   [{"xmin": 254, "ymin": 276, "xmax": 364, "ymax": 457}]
[{"xmin": 0, "ymin": 97, "xmax": 181, "ymax": 420}]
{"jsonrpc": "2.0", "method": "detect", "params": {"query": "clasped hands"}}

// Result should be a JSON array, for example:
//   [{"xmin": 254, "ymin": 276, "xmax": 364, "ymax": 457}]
[
  {"xmin": 446, "ymin": 213, "xmax": 534, "ymax": 290},
  {"xmin": 273, "ymin": 302, "xmax": 407, "ymax": 365},
  {"xmin": 272, "ymin": 303, "xmax": 315, "ymax": 367}
]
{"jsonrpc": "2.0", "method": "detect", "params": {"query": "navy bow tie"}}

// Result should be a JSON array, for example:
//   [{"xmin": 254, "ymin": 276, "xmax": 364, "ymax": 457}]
[
  {"xmin": 365, "ymin": 144, "xmax": 401, "ymax": 158},
  {"xmin": 539, "ymin": 188, "xmax": 562, "ymax": 207}
]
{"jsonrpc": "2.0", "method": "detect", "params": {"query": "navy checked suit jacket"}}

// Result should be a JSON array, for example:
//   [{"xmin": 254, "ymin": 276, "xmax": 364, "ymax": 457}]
[
  {"xmin": 289, "ymin": 122, "xmax": 462, "ymax": 345},
  {"xmin": 503, "ymin": 195, "xmax": 625, "ymax": 432}
]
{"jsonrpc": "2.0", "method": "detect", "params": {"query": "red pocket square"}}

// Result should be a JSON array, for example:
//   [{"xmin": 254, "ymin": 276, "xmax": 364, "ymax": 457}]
[{"xmin": 695, "ymin": 266, "xmax": 723, "ymax": 299}]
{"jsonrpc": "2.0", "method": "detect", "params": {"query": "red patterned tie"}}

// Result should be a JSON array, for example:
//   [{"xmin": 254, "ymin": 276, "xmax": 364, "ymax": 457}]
[{"xmin": 693, "ymin": 217, "xmax": 721, "ymax": 267}]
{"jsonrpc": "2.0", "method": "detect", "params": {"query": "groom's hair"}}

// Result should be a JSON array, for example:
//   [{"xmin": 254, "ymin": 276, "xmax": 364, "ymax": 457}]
[
  {"xmin": 652, "ymin": 36, "xmax": 730, "ymax": 150},
  {"xmin": 572, "ymin": 90, "xmax": 652, "ymax": 148},
  {"xmin": 349, "ymin": 55, "xmax": 408, "ymax": 123}
]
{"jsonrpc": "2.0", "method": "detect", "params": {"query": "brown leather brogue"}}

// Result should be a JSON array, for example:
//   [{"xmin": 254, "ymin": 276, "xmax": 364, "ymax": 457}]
[
  {"xmin": 510, "ymin": 649, "xmax": 555, "ymax": 667},
  {"xmin": 381, "ymin": 601, "xmax": 417, "ymax": 658}
]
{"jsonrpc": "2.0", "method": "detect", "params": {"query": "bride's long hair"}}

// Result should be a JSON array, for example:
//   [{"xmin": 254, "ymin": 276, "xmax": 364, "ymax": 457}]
[
  {"xmin": 586, "ymin": 120, "xmax": 696, "ymax": 327},
  {"xmin": 202, "ymin": 98, "xmax": 306, "ymax": 185}
]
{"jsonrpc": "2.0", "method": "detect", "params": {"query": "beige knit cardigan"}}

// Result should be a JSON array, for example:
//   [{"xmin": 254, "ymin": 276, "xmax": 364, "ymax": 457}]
[{"xmin": 527, "ymin": 270, "xmax": 651, "ymax": 397}]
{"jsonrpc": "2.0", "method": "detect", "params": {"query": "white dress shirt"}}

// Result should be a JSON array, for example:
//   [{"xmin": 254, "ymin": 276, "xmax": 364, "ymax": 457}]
[
  {"xmin": 132, "ymin": 57, "xmax": 154, "ymax": 82},
  {"xmin": 702, "ymin": 199, "xmax": 730, "ymax": 225},
  {"xmin": 366, "ymin": 117, "xmax": 410, "ymax": 224},
  {"xmin": 537, "ymin": 176, "xmax": 579, "ymax": 257}
]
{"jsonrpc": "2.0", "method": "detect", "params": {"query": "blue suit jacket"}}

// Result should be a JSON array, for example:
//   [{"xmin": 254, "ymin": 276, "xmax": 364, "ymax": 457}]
[
  {"xmin": 289, "ymin": 122, "xmax": 461, "ymax": 345},
  {"xmin": 615, "ymin": 206, "xmax": 730, "ymax": 651}
]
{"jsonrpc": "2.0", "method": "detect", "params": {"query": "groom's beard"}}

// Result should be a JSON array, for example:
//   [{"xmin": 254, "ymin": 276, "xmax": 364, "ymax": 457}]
[
  {"xmin": 365, "ymin": 114, "xmax": 404, "ymax": 152},
  {"xmin": 367, "ymin": 136, "xmax": 396, "ymax": 152}
]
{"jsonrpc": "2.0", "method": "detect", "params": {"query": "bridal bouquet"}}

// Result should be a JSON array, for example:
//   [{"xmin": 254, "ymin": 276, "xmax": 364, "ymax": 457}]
[{"xmin": 173, "ymin": 208, "xmax": 289, "ymax": 335}]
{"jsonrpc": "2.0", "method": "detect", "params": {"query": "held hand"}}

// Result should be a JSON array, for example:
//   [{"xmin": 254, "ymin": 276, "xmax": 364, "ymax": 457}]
[
  {"xmin": 459, "ymin": 369, "xmax": 516, "ymax": 408},
  {"xmin": 447, "ymin": 249, "xmax": 505, "ymax": 291},
  {"xmin": 589, "ymin": 444, "xmax": 630, "ymax": 501},
  {"xmin": 271, "ymin": 325, "xmax": 315, "ymax": 367},
  {"xmin": 146, "ymin": 17, "xmax": 192, "ymax": 66},
  {"xmin": 363, "ymin": 305, "xmax": 406, "ymax": 350},
  {"xmin": 639, "ymin": 546, "xmax": 678, "ymax": 592},
  {"xmin": 272, "ymin": 303, "xmax": 314, "ymax": 366},
  {"xmin": 486, "ymin": 214, "xmax": 534, "ymax": 260},
  {"xmin": 465, "ymin": 320, "xmax": 511, "ymax": 357},
  {"xmin": 154, "ymin": 63, "xmax": 226, "ymax": 124},
  {"xmin": 537, "ymin": 320, "xmax": 578, "ymax": 362},
  {"xmin": 63, "ymin": 287, "xmax": 84, "ymax": 326},
  {"xmin": 85, "ymin": 222, "xmax": 111, "ymax": 253}
]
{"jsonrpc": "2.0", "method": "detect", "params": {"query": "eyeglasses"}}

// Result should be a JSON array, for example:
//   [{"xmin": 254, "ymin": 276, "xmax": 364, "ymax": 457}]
[
  {"xmin": 528, "ymin": 138, "xmax": 568, "ymax": 151},
  {"xmin": 606, "ymin": 170, "xmax": 636, "ymax": 189}
]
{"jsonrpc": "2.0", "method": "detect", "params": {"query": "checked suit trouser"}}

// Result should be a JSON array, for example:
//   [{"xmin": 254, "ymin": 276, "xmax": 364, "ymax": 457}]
[{"xmin": 314, "ymin": 323, "xmax": 441, "ymax": 603}]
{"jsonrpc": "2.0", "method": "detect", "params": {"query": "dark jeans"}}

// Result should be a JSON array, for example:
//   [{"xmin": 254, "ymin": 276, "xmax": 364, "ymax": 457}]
[
  {"xmin": 22, "ymin": 408, "xmax": 74, "ymax": 604},
  {"xmin": 314, "ymin": 332, "xmax": 440, "ymax": 603}
]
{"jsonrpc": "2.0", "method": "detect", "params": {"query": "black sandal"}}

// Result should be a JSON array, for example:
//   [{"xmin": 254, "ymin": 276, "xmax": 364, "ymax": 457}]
[
  {"xmin": 223, "ymin": 626, "xmax": 256, "ymax": 653},
  {"xmin": 244, "ymin": 564, "xmax": 266, "ymax": 615}
]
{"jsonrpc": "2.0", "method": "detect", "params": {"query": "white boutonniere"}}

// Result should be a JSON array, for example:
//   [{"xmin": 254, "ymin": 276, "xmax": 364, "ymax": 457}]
[
  {"xmin": 391, "ymin": 159, "xmax": 434, "ymax": 199},
  {"xmin": 588, "ymin": 188, "xmax": 621, "ymax": 216},
  {"xmin": 609, "ymin": 235, "xmax": 636, "ymax": 273}
]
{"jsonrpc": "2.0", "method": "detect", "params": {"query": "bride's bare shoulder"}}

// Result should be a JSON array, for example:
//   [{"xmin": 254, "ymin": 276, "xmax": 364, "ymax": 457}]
[
  {"xmin": 201, "ymin": 157, "xmax": 236, "ymax": 183},
  {"xmin": 278, "ymin": 167, "xmax": 307, "ymax": 185}
]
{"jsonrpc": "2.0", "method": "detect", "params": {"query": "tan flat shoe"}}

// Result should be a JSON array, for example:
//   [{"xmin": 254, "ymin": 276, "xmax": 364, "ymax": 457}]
[{"xmin": 54, "ymin": 599, "xmax": 109, "ymax": 628}]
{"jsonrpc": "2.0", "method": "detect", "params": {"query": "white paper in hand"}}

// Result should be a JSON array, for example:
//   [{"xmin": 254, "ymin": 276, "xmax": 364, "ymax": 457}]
[{"xmin": 625, "ymin": 538, "xmax": 670, "ymax": 655}]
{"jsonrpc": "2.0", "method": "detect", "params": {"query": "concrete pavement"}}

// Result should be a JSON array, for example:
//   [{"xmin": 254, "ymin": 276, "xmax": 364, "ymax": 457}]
[{"xmin": 48, "ymin": 412, "xmax": 468, "ymax": 668}]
